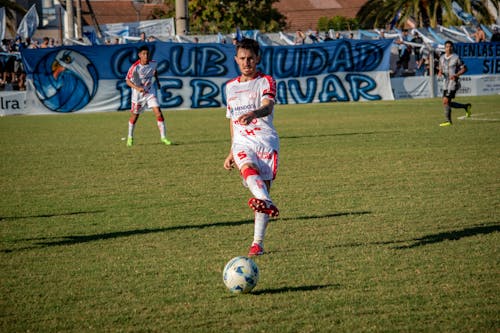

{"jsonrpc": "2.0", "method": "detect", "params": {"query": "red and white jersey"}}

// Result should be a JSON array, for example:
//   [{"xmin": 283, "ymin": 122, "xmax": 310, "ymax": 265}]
[
  {"xmin": 226, "ymin": 72, "xmax": 279, "ymax": 149},
  {"xmin": 126, "ymin": 59, "xmax": 157, "ymax": 102}
]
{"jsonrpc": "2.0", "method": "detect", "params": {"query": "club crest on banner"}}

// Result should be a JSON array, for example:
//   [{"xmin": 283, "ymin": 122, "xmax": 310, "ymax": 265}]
[{"xmin": 33, "ymin": 49, "xmax": 99, "ymax": 113}]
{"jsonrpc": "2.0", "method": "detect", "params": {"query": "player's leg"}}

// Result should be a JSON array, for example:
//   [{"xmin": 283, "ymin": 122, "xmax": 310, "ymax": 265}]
[
  {"xmin": 238, "ymin": 148, "xmax": 279, "ymax": 217},
  {"xmin": 440, "ymin": 94, "xmax": 452, "ymax": 126},
  {"xmin": 127, "ymin": 104, "xmax": 140, "ymax": 146},
  {"xmin": 151, "ymin": 106, "xmax": 171, "ymax": 145},
  {"xmin": 450, "ymin": 100, "xmax": 471, "ymax": 117}
]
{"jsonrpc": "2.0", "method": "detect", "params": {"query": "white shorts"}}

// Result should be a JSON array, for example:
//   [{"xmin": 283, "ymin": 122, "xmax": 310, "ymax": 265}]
[
  {"xmin": 232, "ymin": 143, "xmax": 279, "ymax": 181},
  {"xmin": 131, "ymin": 93, "xmax": 159, "ymax": 114}
]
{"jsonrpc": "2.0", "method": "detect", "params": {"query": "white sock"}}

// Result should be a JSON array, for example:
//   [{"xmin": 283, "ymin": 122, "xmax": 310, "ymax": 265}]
[
  {"xmin": 128, "ymin": 121, "xmax": 135, "ymax": 138},
  {"xmin": 253, "ymin": 212, "xmax": 269, "ymax": 246},
  {"xmin": 157, "ymin": 120, "xmax": 166, "ymax": 139},
  {"xmin": 242, "ymin": 168, "xmax": 271, "ymax": 202}
]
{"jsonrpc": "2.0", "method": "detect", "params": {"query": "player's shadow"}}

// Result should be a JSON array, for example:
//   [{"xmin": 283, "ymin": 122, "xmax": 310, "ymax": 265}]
[
  {"xmin": 0, "ymin": 210, "xmax": 105, "ymax": 222},
  {"xmin": 252, "ymin": 283, "xmax": 340, "ymax": 295},
  {"xmin": 329, "ymin": 223, "xmax": 500, "ymax": 249},
  {"xmin": 2, "ymin": 211, "xmax": 370, "ymax": 252},
  {"xmin": 393, "ymin": 224, "xmax": 500, "ymax": 249}
]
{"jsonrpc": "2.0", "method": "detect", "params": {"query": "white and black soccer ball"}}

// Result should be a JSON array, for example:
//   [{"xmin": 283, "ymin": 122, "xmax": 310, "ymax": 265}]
[{"xmin": 222, "ymin": 256, "xmax": 259, "ymax": 293}]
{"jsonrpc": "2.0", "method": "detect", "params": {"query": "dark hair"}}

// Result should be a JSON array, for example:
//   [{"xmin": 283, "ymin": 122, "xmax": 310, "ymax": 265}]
[
  {"xmin": 236, "ymin": 38, "xmax": 260, "ymax": 56},
  {"xmin": 138, "ymin": 45, "xmax": 149, "ymax": 53},
  {"xmin": 444, "ymin": 40, "xmax": 454, "ymax": 47}
]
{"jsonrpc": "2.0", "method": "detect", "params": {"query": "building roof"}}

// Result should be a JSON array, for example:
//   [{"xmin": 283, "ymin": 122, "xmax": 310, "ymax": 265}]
[
  {"xmin": 83, "ymin": 0, "xmax": 367, "ymax": 32},
  {"xmin": 274, "ymin": 0, "xmax": 368, "ymax": 31},
  {"xmin": 80, "ymin": 0, "xmax": 167, "ymax": 26}
]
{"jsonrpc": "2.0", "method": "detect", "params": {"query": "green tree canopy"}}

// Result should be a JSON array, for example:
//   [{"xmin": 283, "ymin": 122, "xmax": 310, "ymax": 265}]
[
  {"xmin": 356, "ymin": 0, "xmax": 497, "ymax": 29},
  {"xmin": 188, "ymin": 0, "xmax": 287, "ymax": 34}
]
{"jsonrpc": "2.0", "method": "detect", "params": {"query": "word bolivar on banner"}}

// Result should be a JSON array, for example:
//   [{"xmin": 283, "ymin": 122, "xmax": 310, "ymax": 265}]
[{"xmin": 21, "ymin": 39, "xmax": 394, "ymax": 114}]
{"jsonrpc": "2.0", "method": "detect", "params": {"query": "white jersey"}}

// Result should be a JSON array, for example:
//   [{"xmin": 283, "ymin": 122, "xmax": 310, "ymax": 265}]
[
  {"xmin": 226, "ymin": 72, "xmax": 279, "ymax": 150},
  {"xmin": 126, "ymin": 59, "xmax": 158, "ymax": 103}
]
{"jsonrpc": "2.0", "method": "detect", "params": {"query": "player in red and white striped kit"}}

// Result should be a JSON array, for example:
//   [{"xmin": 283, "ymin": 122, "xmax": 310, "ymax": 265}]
[
  {"xmin": 125, "ymin": 45, "xmax": 171, "ymax": 147},
  {"xmin": 223, "ymin": 38, "xmax": 280, "ymax": 257}
]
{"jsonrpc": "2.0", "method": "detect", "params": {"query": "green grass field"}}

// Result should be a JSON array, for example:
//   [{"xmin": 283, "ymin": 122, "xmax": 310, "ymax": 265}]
[{"xmin": 1, "ymin": 96, "xmax": 499, "ymax": 332}]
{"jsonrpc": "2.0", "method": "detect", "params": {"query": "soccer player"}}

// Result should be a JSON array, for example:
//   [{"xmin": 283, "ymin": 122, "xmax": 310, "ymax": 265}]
[
  {"xmin": 437, "ymin": 40, "xmax": 471, "ymax": 127},
  {"xmin": 125, "ymin": 45, "xmax": 171, "ymax": 146},
  {"xmin": 223, "ymin": 38, "xmax": 280, "ymax": 257}
]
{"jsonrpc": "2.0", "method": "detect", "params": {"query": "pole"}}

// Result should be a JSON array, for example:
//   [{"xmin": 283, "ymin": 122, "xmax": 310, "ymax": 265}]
[
  {"xmin": 429, "ymin": 47, "xmax": 435, "ymax": 98},
  {"xmin": 66, "ymin": 0, "xmax": 74, "ymax": 40},
  {"xmin": 175, "ymin": 0, "xmax": 188, "ymax": 35},
  {"xmin": 75, "ymin": 0, "xmax": 82, "ymax": 39}
]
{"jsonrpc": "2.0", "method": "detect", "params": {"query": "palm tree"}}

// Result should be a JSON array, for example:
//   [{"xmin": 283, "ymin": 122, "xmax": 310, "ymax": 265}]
[
  {"xmin": 0, "ymin": 0, "xmax": 28, "ymax": 38},
  {"xmin": 356, "ymin": 0, "xmax": 497, "ymax": 29}
]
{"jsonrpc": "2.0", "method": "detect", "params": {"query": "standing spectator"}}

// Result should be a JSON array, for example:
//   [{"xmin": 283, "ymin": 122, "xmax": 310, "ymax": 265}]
[
  {"xmin": 223, "ymin": 38, "xmax": 280, "ymax": 257},
  {"xmin": 125, "ymin": 45, "xmax": 172, "ymax": 146},
  {"xmin": 294, "ymin": 30, "xmax": 305, "ymax": 45},
  {"xmin": 40, "ymin": 37, "xmax": 50, "ymax": 48},
  {"xmin": 437, "ymin": 40, "xmax": 471, "ymax": 126},
  {"xmin": 473, "ymin": 25, "xmax": 486, "ymax": 42},
  {"xmin": 395, "ymin": 29, "xmax": 412, "ymax": 74},
  {"xmin": 411, "ymin": 31, "xmax": 423, "ymax": 62},
  {"xmin": 323, "ymin": 32, "xmax": 332, "ymax": 41},
  {"xmin": 139, "ymin": 32, "xmax": 146, "ymax": 42},
  {"xmin": 490, "ymin": 27, "xmax": 500, "ymax": 42}
]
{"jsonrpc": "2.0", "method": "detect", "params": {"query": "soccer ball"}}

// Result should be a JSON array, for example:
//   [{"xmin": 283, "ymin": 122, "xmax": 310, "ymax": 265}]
[{"xmin": 222, "ymin": 256, "xmax": 259, "ymax": 293}]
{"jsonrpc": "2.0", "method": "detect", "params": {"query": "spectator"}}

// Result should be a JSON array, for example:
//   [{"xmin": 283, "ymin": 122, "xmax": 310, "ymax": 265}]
[
  {"xmin": 335, "ymin": 32, "xmax": 342, "ymax": 39},
  {"xmin": 294, "ymin": 30, "xmax": 305, "ymax": 45},
  {"xmin": 411, "ymin": 31, "xmax": 423, "ymax": 62},
  {"xmin": 308, "ymin": 30, "xmax": 319, "ymax": 43},
  {"xmin": 491, "ymin": 27, "xmax": 500, "ymax": 42},
  {"xmin": 395, "ymin": 29, "xmax": 412, "ymax": 74},
  {"xmin": 139, "ymin": 32, "xmax": 146, "ymax": 42},
  {"xmin": 473, "ymin": 25, "xmax": 486, "ymax": 42},
  {"xmin": 323, "ymin": 32, "xmax": 332, "ymax": 41},
  {"xmin": 40, "ymin": 37, "xmax": 50, "ymax": 48}
]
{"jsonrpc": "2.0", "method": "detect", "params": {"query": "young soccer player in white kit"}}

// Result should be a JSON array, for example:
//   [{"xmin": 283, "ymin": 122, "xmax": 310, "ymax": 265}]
[
  {"xmin": 223, "ymin": 38, "xmax": 280, "ymax": 257},
  {"xmin": 125, "ymin": 45, "xmax": 172, "ymax": 146}
]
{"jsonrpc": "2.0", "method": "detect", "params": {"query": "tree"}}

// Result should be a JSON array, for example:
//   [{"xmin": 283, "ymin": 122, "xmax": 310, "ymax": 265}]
[
  {"xmin": 150, "ymin": 0, "xmax": 175, "ymax": 20},
  {"xmin": 317, "ymin": 16, "xmax": 359, "ymax": 32},
  {"xmin": 356, "ymin": 0, "xmax": 497, "ymax": 29},
  {"xmin": 0, "ymin": 0, "xmax": 28, "ymax": 37},
  {"xmin": 188, "ymin": 0, "xmax": 287, "ymax": 34}
]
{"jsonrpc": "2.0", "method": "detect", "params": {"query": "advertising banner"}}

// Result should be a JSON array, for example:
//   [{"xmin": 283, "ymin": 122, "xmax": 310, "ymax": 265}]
[{"xmin": 21, "ymin": 39, "xmax": 394, "ymax": 115}]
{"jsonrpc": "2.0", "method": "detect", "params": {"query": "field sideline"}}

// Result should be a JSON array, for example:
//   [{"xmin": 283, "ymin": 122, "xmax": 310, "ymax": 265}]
[{"xmin": 1, "ymin": 96, "xmax": 499, "ymax": 332}]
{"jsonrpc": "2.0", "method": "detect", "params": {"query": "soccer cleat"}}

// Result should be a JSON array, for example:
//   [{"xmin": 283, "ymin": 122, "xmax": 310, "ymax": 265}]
[
  {"xmin": 161, "ymin": 138, "xmax": 172, "ymax": 145},
  {"xmin": 126, "ymin": 137, "xmax": 134, "ymax": 147},
  {"xmin": 465, "ymin": 104, "xmax": 472, "ymax": 118},
  {"xmin": 248, "ymin": 198, "xmax": 279, "ymax": 217},
  {"xmin": 248, "ymin": 243, "xmax": 264, "ymax": 257},
  {"xmin": 439, "ymin": 121, "xmax": 452, "ymax": 127}
]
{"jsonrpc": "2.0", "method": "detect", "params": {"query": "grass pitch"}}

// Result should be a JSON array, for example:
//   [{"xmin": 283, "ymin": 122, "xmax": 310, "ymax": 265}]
[{"xmin": 1, "ymin": 96, "xmax": 499, "ymax": 332}]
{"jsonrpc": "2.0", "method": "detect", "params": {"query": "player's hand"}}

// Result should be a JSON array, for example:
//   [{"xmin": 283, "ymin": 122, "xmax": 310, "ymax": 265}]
[
  {"xmin": 238, "ymin": 112, "xmax": 256, "ymax": 126},
  {"xmin": 224, "ymin": 154, "xmax": 235, "ymax": 170}
]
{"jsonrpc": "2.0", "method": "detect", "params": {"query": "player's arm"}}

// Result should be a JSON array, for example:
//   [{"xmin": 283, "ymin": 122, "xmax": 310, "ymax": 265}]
[
  {"xmin": 223, "ymin": 121, "xmax": 235, "ymax": 170},
  {"xmin": 154, "ymin": 70, "xmax": 161, "ymax": 89},
  {"xmin": 452, "ymin": 63, "xmax": 467, "ymax": 80},
  {"xmin": 126, "ymin": 77, "xmax": 144, "ymax": 93},
  {"xmin": 237, "ymin": 98, "xmax": 275, "ymax": 126}
]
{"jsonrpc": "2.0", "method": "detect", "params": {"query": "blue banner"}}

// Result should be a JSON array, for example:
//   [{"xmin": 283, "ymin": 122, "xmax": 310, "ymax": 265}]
[
  {"xmin": 454, "ymin": 42, "xmax": 500, "ymax": 75},
  {"xmin": 22, "ymin": 39, "xmax": 394, "ymax": 114}
]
